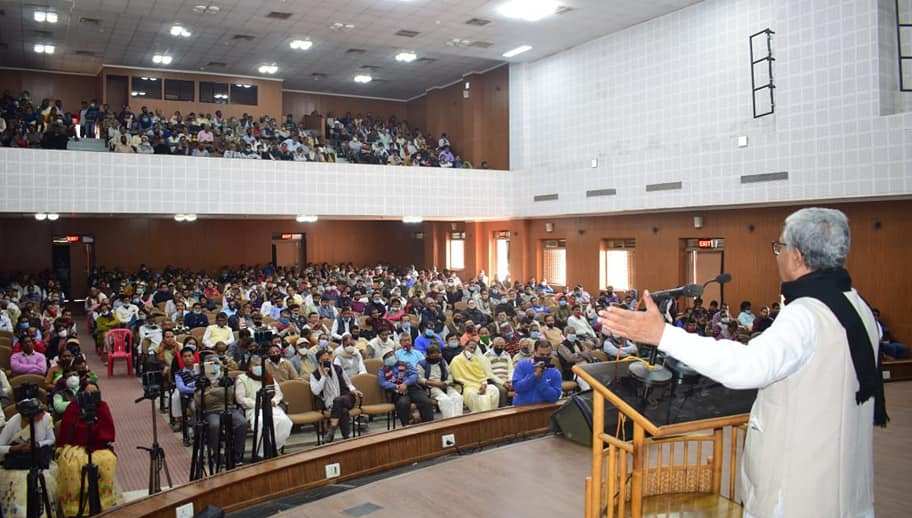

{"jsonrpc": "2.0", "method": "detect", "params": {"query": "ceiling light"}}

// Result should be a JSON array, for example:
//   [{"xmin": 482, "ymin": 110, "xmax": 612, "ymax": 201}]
[
  {"xmin": 502, "ymin": 44, "xmax": 532, "ymax": 58},
  {"xmin": 47, "ymin": 213, "xmax": 59, "ymax": 221},
  {"xmin": 330, "ymin": 22, "xmax": 355, "ymax": 31},
  {"xmin": 290, "ymin": 39, "xmax": 312, "ymax": 50},
  {"xmin": 34, "ymin": 213, "xmax": 47, "ymax": 221},
  {"xmin": 34, "ymin": 11, "xmax": 46, "ymax": 22},
  {"xmin": 296, "ymin": 215, "xmax": 318, "ymax": 223},
  {"xmin": 353, "ymin": 74, "xmax": 372, "ymax": 84},
  {"xmin": 174, "ymin": 214, "xmax": 186, "ymax": 222},
  {"xmin": 33, "ymin": 44, "xmax": 54, "ymax": 54},
  {"xmin": 170, "ymin": 24, "xmax": 192, "ymax": 37},
  {"xmin": 402, "ymin": 216, "xmax": 423, "ymax": 224},
  {"xmin": 185, "ymin": 214, "xmax": 197, "ymax": 222},
  {"xmin": 258, "ymin": 64, "xmax": 278, "ymax": 74},
  {"xmin": 193, "ymin": 4, "xmax": 220, "ymax": 15},
  {"xmin": 153, "ymin": 54, "xmax": 173, "ymax": 65},
  {"xmin": 395, "ymin": 51, "xmax": 417, "ymax": 63},
  {"xmin": 497, "ymin": 0, "xmax": 559, "ymax": 22}
]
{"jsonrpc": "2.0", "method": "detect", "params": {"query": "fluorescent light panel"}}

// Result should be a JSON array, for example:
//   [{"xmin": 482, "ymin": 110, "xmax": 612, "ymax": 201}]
[
  {"xmin": 502, "ymin": 45, "xmax": 532, "ymax": 58},
  {"xmin": 497, "ymin": 0, "xmax": 559, "ymax": 22},
  {"xmin": 353, "ymin": 74, "xmax": 372, "ymax": 83}
]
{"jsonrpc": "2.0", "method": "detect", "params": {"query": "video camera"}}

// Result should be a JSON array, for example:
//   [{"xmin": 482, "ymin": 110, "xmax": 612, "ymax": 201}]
[
  {"xmin": 15, "ymin": 383, "xmax": 42, "ymax": 418},
  {"xmin": 77, "ymin": 389, "xmax": 101, "ymax": 423},
  {"xmin": 142, "ymin": 368, "xmax": 164, "ymax": 399}
]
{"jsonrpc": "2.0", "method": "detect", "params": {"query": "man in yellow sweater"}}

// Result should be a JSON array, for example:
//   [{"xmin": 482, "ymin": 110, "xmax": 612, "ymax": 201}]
[
  {"xmin": 449, "ymin": 340, "xmax": 500, "ymax": 412},
  {"xmin": 203, "ymin": 312, "xmax": 236, "ymax": 350}
]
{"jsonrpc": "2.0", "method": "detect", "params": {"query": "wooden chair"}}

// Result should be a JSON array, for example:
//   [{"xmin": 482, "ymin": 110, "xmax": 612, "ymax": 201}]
[
  {"xmin": 551, "ymin": 356, "xmax": 578, "ymax": 395},
  {"xmin": 453, "ymin": 301, "xmax": 468, "ymax": 312},
  {"xmin": 351, "ymin": 373, "xmax": 395, "ymax": 431},
  {"xmin": 279, "ymin": 380, "xmax": 324, "ymax": 444},
  {"xmin": 190, "ymin": 327, "xmax": 206, "ymax": 342},
  {"xmin": 0, "ymin": 336, "xmax": 10, "ymax": 349},
  {"xmin": 0, "ymin": 330, "xmax": 13, "ymax": 342},
  {"xmin": 363, "ymin": 358, "xmax": 383, "ymax": 375},
  {"xmin": 0, "ymin": 346, "xmax": 11, "ymax": 373},
  {"xmin": 11, "ymin": 374, "xmax": 46, "ymax": 390}
]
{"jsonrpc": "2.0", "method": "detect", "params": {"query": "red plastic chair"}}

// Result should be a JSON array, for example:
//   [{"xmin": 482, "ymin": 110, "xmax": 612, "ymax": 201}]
[{"xmin": 106, "ymin": 329, "xmax": 134, "ymax": 376}]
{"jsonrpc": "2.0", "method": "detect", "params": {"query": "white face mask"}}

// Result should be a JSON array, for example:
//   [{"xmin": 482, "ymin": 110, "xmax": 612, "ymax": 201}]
[
  {"xmin": 344, "ymin": 345, "xmax": 356, "ymax": 355},
  {"xmin": 463, "ymin": 350, "xmax": 474, "ymax": 360},
  {"xmin": 66, "ymin": 375, "xmax": 80, "ymax": 390},
  {"xmin": 251, "ymin": 365, "xmax": 263, "ymax": 377}
]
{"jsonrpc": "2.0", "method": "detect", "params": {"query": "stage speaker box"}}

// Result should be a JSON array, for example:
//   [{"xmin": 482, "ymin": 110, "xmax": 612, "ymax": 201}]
[{"xmin": 550, "ymin": 390, "xmax": 630, "ymax": 447}]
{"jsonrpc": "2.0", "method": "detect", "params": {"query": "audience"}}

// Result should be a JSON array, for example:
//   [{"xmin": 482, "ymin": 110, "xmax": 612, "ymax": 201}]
[
  {"xmin": 234, "ymin": 356, "xmax": 293, "ymax": 453},
  {"xmin": 310, "ymin": 348, "xmax": 363, "ymax": 442},
  {"xmin": 449, "ymin": 341, "xmax": 501, "ymax": 413},
  {"xmin": 512, "ymin": 340, "xmax": 563, "ymax": 405},
  {"xmin": 417, "ymin": 344, "xmax": 464, "ymax": 419},
  {"xmin": 378, "ymin": 350, "xmax": 434, "ymax": 427}
]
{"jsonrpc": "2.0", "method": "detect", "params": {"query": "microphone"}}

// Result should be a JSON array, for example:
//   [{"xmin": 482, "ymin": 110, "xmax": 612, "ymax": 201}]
[{"xmin": 648, "ymin": 283, "xmax": 703, "ymax": 301}]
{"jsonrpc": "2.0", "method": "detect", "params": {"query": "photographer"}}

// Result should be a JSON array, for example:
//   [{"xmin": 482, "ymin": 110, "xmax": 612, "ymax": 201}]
[
  {"xmin": 234, "ymin": 357, "xmax": 293, "ymax": 454},
  {"xmin": 196, "ymin": 358, "xmax": 246, "ymax": 466},
  {"xmin": 0, "ymin": 396, "xmax": 57, "ymax": 518},
  {"xmin": 57, "ymin": 382, "xmax": 118, "ymax": 515},
  {"xmin": 511, "ymin": 340, "xmax": 562, "ymax": 405}
]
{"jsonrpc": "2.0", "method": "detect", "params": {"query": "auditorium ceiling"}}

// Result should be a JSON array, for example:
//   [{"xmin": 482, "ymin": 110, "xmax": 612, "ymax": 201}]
[{"xmin": 0, "ymin": 0, "xmax": 699, "ymax": 99}]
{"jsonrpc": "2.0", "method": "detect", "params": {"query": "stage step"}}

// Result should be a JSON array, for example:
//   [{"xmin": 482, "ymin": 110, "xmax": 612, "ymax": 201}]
[{"xmin": 637, "ymin": 493, "xmax": 742, "ymax": 518}]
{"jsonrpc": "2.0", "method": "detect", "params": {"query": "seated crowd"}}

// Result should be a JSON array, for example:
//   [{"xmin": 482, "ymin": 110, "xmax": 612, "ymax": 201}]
[
  {"xmin": 0, "ymin": 91, "xmax": 486, "ymax": 168},
  {"xmin": 0, "ymin": 279, "xmax": 117, "ymax": 517}
]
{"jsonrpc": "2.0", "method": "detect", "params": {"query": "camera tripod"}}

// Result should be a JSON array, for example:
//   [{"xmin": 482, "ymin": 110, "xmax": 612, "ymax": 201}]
[
  {"xmin": 134, "ymin": 394, "xmax": 173, "ymax": 495},
  {"xmin": 189, "ymin": 375, "xmax": 240, "ymax": 479},
  {"xmin": 25, "ymin": 413, "xmax": 53, "ymax": 518},
  {"xmin": 251, "ymin": 384, "xmax": 277, "ymax": 461},
  {"xmin": 76, "ymin": 418, "xmax": 102, "ymax": 517},
  {"xmin": 210, "ymin": 377, "xmax": 239, "ymax": 473}
]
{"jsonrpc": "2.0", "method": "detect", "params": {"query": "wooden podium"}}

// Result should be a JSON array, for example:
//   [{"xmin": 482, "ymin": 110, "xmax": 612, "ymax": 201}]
[{"xmin": 573, "ymin": 359, "xmax": 756, "ymax": 518}]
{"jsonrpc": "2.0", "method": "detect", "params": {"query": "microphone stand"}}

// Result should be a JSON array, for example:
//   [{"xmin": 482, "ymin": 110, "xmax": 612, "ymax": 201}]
[{"xmin": 25, "ymin": 413, "xmax": 53, "ymax": 518}]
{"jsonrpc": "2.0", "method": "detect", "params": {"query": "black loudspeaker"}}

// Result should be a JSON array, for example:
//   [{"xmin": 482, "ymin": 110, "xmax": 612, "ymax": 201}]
[
  {"xmin": 550, "ymin": 390, "xmax": 630, "ymax": 447},
  {"xmin": 194, "ymin": 505, "xmax": 225, "ymax": 518}
]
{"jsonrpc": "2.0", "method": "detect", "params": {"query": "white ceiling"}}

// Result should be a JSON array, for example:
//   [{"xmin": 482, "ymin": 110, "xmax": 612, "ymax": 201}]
[{"xmin": 0, "ymin": 0, "xmax": 700, "ymax": 100}]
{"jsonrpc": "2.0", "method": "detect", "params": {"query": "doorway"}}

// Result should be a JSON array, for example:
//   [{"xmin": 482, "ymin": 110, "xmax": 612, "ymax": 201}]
[
  {"xmin": 272, "ymin": 233, "xmax": 306, "ymax": 270},
  {"xmin": 494, "ymin": 231, "xmax": 511, "ymax": 283},
  {"xmin": 682, "ymin": 238, "xmax": 725, "ymax": 304},
  {"xmin": 52, "ymin": 235, "xmax": 96, "ymax": 301},
  {"xmin": 105, "ymin": 75, "xmax": 129, "ymax": 113}
]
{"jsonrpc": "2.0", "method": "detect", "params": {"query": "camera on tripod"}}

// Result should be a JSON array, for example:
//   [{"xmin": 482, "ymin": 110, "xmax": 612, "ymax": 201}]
[
  {"xmin": 141, "ymin": 369, "xmax": 164, "ymax": 400},
  {"xmin": 78, "ymin": 390, "xmax": 101, "ymax": 423}
]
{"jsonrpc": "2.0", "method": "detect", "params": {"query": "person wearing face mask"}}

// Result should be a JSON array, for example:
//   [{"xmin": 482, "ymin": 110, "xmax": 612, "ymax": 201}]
[
  {"xmin": 265, "ymin": 344, "xmax": 299, "ymax": 383},
  {"xmin": 171, "ymin": 347, "xmax": 198, "ymax": 441},
  {"xmin": 498, "ymin": 323, "xmax": 522, "ymax": 356},
  {"xmin": 235, "ymin": 356, "xmax": 293, "ymax": 453},
  {"xmin": 414, "ymin": 326, "xmax": 444, "ymax": 355},
  {"xmin": 183, "ymin": 303, "xmax": 209, "ymax": 330},
  {"xmin": 138, "ymin": 317, "xmax": 164, "ymax": 354},
  {"xmin": 378, "ymin": 351, "xmax": 434, "ymax": 426},
  {"xmin": 417, "ymin": 344, "xmax": 464, "ymax": 419},
  {"xmin": 331, "ymin": 307, "xmax": 357, "ymax": 341},
  {"xmin": 52, "ymin": 368, "xmax": 82, "ymax": 417},
  {"xmin": 203, "ymin": 312, "xmax": 235, "ymax": 350},
  {"xmin": 601, "ymin": 327, "xmax": 639, "ymax": 359},
  {"xmin": 310, "ymin": 349, "xmax": 363, "ymax": 442},
  {"xmin": 558, "ymin": 326, "xmax": 595, "ymax": 391},
  {"xmin": 56, "ymin": 382, "xmax": 118, "ymax": 515},
  {"xmin": 541, "ymin": 314, "xmax": 565, "ymax": 347},
  {"xmin": 449, "ymin": 340, "xmax": 501, "ymax": 413},
  {"xmin": 566, "ymin": 304, "xmax": 597, "ymax": 339},
  {"xmin": 348, "ymin": 325, "xmax": 371, "ymax": 354},
  {"xmin": 512, "ymin": 340, "xmax": 563, "ymax": 405},
  {"xmin": 384, "ymin": 301, "xmax": 405, "ymax": 324},
  {"xmin": 394, "ymin": 335, "xmax": 425, "ymax": 369},
  {"xmin": 441, "ymin": 335, "xmax": 464, "ymax": 365},
  {"xmin": 196, "ymin": 359, "xmax": 247, "ymax": 466},
  {"xmin": 484, "ymin": 337, "xmax": 514, "ymax": 406},
  {"xmin": 365, "ymin": 294, "xmax": 387, "ymax": 318},
  {"xmin": 44, "ymin": 348, "xmax": 74, "ymax": 392},
  {"xmin": 512, "ymin": 338, "xmax": 535, "ymax": 364},
  {"xmin": 334, "ymin": 335, "xmax": 367, "ymax": 378},
  {"xmin": 92, "ymin": 304, "xmax": 119, "ymax": 353},
  {"xmin": 113, "ymin": 294, "xmax": 140, "ymax": 326},
  {"xmin": 461, "ymin": 300, "xmax": 487, "ymax": 327},
  {"xmin": 738, "ymin": 300, "xmax": 756, "ymax": 328}
]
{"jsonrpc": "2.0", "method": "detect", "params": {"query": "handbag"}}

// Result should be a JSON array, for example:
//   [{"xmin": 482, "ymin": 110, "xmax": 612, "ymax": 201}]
[{"xmin": 3, "ymin": 445, "xmax": 52, "ymax": 470}]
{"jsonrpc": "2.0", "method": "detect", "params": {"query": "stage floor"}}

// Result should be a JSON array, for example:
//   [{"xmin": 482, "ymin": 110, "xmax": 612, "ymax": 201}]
[{"xmin": 275, "ymin": 436, "xmax": 591, "ymax": 518}]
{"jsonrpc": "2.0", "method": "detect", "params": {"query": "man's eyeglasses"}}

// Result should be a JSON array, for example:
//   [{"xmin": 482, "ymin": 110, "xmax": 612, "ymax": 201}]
[{"xmin": 771, "ymin": 241, "xmax": 787, "ymax": 256}]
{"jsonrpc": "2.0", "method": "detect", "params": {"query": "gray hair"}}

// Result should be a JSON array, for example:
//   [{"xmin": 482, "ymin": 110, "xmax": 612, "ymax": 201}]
[{"xmin": 781, "ymin": 208, "xmax": 850, "ymax": 270}]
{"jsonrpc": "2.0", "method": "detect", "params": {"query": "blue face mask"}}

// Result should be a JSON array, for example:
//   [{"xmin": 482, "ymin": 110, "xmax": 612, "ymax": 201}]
[
  {"xmin": 424, "ymin": 330, "xmax": 434, "ymax": 338},
  {"xmin": 383, "ymin": 356, "xmax": 397, "ymax": 367},
  {"xmin": 530, "ymin": 331, "xmax": 541, "ymax": 339}
]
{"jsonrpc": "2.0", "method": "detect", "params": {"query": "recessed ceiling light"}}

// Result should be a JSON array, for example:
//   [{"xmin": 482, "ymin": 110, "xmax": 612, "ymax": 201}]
[
  {"xmin": 258, "ymin": 64, "xmax": 278, "ymax": 74},
  {"xmin": 502, "ymin": 44, "xmax": 532, "ymax": 58},
  {"xmin": 402, "ymin": 216, "xmax": 423, "ymax": 224},
  {"xmin": 47, "ymin": 213, "xmax": 59, "ymax": 221},
  {"xmin": 170, "ymin": 24, "xmax": 192, "ymax": 37},
  {"xmin": 175, "ymin": 213, "xmax": 198, "ymax": 222},
  {"xmin": 296, "ymin": 215, "xmax": 318, "ymax": 223},
  {"xmin": 34, "ymin": 11, "xmax": 58, "ymax": 23},
  {"xmin": 290, "ymin": 39, "xmax": 312, "ymax": 50},
  {"xmin": 152, "ymin": 54, "xmax": 173, "ymax": 65},
  {"xmin": 34, "ymin": 213, "xmax": 47, "ymax": 221},
  {"xmin": 395, "ymin": 51, "xmax": 417, "ymax": 63},
  {"xmin": 353, "ymin": 74, "xmax": 372, "ymax": 84},
  {"xmin": 33, "ymin": 44, "xmax": 54, "ymax": 54},
  {"xmin": 193, "ymin": 4, "xmax": 220, "ymax": 15},
  {"xmin": 330, "ymin": 22, "xmax": 355, "ymax": 31},
  {"xmin": 497, "ymin": 0, "xmax": 559, "ymax": 22}
]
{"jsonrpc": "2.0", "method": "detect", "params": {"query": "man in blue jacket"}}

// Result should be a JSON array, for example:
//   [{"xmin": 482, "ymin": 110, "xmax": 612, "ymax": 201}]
[
  {"xmin": 511, "ymin": 340, "xmax": 562, "ymax": 405},
  {"xmin": 378, "ymin": 351, "xmax": 434, "ymax": 426}
]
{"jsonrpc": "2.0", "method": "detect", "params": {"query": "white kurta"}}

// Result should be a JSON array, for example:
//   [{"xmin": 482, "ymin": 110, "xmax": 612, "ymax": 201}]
[{"xmin": 658, "ymin": 289, "xmax": 877, "ymax": 518}]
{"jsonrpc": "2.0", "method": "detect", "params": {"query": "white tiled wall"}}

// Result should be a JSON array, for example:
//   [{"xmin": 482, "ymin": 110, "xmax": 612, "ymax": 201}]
[
  {"xmin": 510, "ymin": 0, "xmax": 912, "ymax": 218},
  {"xmin": 0, "ymin": 149, "xmax": 514, "ymax": 219}
]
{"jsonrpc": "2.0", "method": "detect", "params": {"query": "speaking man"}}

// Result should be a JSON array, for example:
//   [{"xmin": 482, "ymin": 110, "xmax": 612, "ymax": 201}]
[{"xmin": 601, "ymin": 207, "xmax": 886, "ymax": 518}]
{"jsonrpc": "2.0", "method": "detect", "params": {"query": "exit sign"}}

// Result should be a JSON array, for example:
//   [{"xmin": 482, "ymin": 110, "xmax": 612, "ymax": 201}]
[{"xmin": 698, "ymin": 239, "xmax": 719, "ymax": 249}]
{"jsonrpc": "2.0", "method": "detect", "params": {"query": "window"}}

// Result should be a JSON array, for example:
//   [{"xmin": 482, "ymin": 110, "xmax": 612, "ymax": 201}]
[
  {"xmin": 542, "ymin": 239, "xmax": 566, "ymax": 287},
  {"xmin": 600, "ymin": 239, "xmax": 635, "ymax": 291},
  {"xmin": 199, "ymin": 81, "xmax": 229, "ymax": 104},
  {"xmin": 494, "ymin": 231, "xmax": 510, "ymax": 282},
  {"xmin": 131, "ymin": 76, "xmax": 162, "ymax": 99},
  {"xmin": 164, "ymin": 79, "xmax": 195, "ymax": 101},
  {"xmin": 230, "ymin": 83, "xmax": 258, "ymax": 105},
  {"xmin": 446, "ymin": 232, "xmax": 465, "ymax": 270}
]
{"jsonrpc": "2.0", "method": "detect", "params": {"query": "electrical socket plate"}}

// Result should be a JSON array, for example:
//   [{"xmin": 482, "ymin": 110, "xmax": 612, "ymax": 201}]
[
  {"xmin": 325, "ymin": 462, "xmax": 341, "ymax": 478},
  {"xmin": 442, "ymin": 433, "xmax": 456, "ymax": 448},
  {"xmin": 737, "ymin": 135, "xmax": 748, "ymax": 147},
  {"xmin": 175, "ymin": 503, "xmax": 194, "ymax": 518},
  {"xmin": 882, "ymin": 371, "xmax": 891, "ymax": 380},
  {"xmin": 591, "ymin": 158, "xmax": 598, "ymax": 168}
]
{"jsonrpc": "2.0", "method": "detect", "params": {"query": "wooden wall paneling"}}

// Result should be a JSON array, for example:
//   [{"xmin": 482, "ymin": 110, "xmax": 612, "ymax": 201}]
[
  {"xmin": 101, "ymin": 67, "xmax": 283, "ymax": 120},
  {"xmin": 99, "ymin": 404, "xmax": 558, "ymax": 518},
  {"xmin": 0, "ymin": 70, "xmax": 99, "ymax": 115},
  {"xmin": 282, "ymin": 91, "xmax": 407, "ymax": 122},
  {"xmin": 0, "ymin": 218, "xmax": 425, "ymax": 275}
]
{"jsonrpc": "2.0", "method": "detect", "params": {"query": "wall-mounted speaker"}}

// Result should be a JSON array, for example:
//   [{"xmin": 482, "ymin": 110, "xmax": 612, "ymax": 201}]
[
  {"xmin": 874, "ymin": 220, "xmax": 882, "ymax": 230},
  {"xmin": 450, "ymin": 223, "xmax": 458, "ymax": 231},
  {"xmin": 748, "ymin": 224, "xmax": 755, "ymax": 233},
  {"xmin": 693, "ymin": 216, "xmax": 703, "ymax": 229},
  {"xmin": 652, "ymin": 226, "xmax": 659, "ymax": 234},
  {"xmin": 545, "ymin": 223, "xmax": 554, "ymax": 233}
]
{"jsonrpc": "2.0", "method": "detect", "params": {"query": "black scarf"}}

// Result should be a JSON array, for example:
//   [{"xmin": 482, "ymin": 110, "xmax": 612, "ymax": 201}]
[{"xmin": 781, "ymin": 268, "xmax": 888, "ymax": 426}]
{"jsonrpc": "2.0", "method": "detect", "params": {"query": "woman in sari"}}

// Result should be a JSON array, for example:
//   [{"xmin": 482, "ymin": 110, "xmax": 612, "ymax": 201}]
[
  {"xmin": 56, "ymin": 382, "xmax": 119, "ymax": 515},
  {"xmin": 0, "ymin": 402, "xmax": 57, "ymax": 518}
]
